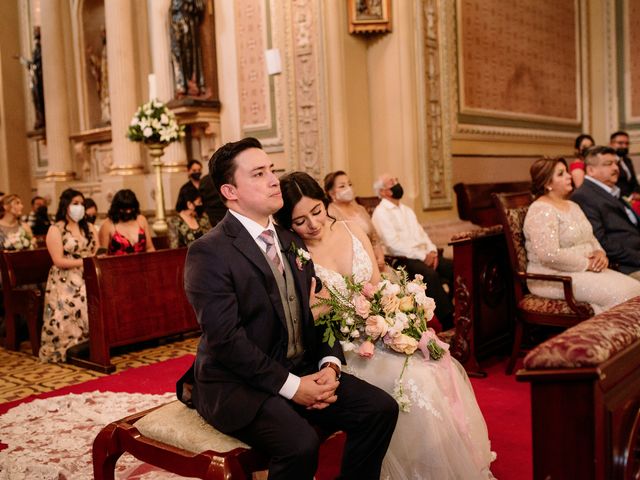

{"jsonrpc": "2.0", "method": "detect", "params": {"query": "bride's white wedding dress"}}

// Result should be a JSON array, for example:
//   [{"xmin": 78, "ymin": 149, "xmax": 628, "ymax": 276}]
[{"xmin": 314, "ymin": 225, "xmax": 496, "ymax": 480}]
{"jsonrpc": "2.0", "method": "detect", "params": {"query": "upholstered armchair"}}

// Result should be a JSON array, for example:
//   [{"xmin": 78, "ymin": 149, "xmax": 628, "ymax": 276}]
[{"xmin": 492, "ymin": 191, "xmax": 594, "ymax": 374}]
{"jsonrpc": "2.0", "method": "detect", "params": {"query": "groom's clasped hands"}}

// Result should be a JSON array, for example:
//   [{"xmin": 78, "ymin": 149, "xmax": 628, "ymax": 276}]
[
  {"xmin": 293, "ymin": 370, "xmax": 339, "ymax": 410},
  {"xmin": 290, "ymin": 276, "xmax": 340, "ymax": 411}
]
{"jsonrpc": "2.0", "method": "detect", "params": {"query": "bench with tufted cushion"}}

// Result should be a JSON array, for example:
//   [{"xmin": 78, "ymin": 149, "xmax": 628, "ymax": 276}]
[{"xmin": 517, "ymin": 296, "xmax": 640, "ymax": 480}]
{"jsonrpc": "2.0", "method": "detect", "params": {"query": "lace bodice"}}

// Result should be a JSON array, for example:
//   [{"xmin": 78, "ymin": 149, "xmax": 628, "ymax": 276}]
[{"xmin": 314, "ymin": 222, "xmax": 373, "ymax": 294}]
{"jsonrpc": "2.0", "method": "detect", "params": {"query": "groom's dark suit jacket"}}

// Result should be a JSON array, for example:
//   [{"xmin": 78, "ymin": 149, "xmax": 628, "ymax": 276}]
[
  {"xmin": 571, "ymin": 179, "xmax": 640, "ymax": 274},
  {"xmin": 182, "ymin": 212, "xmax": 345, "ymax": 433}
]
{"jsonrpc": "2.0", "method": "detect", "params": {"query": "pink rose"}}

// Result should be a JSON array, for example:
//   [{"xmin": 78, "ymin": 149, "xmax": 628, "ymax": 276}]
[
  {"xmin": 358, "ymin": 340, "xmax": 375, "ymax": 358},
  {"xmin": 365, "ymin": 315, "xmax": 388, "ymax": 340},
  {"xmin": 361, "ymin": 282, "xmax": 377, "ymax": 299},
  {"xmin": 353, "ymin": 294, "xmax": 372, "ymax": 318}
]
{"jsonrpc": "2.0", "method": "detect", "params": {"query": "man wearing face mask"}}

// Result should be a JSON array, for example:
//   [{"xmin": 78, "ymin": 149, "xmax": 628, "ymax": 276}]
[
  {"xmin": 610, "ymin": 131, "xmax": 640, "ymax": 199},
  {"xmin": 371, "ymin": 173, "xmax": 455, "ymax": 329},
  {"xmin": 180, "ymin": 159, "xmax": 203, "ymax": 197}
]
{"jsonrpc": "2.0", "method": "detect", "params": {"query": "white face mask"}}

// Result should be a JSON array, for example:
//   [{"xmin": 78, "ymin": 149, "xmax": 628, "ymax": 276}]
[
  {"xmin": 68, "ymin": 204, "xmax": 85, "ymax": 223},
  {"xmin": 335, "ymin": 186, "xmax": 355, "ymax": 203}
]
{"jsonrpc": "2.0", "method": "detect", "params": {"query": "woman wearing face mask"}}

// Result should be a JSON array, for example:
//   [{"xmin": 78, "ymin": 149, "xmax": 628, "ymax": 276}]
[
  {"xmin": 168, "ymin": 187, "xmax": 212, "ymax": 248},
  {"xmin": 84, "ymin": 197, "xmax": 99, "ymax": 227},
  {"xmin": 0, "ymin": 194, "xmax": 35, "ymax": 250},
  {"xmin": 98, "ymin": 189, "xmax": 155, "ymax": 255},
  {"xmin": 324, "ymin": 171, "xmax": 386, "ymax": 270},
  {"xmin": 569, "ymin": 133, "xmax": 595, "ymax": 188},
  {"xmin": 39, "ymin": 188, "xmax": 99, "ymax": 362}
]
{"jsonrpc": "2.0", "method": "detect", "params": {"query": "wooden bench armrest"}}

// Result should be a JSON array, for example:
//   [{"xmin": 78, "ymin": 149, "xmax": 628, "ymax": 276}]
[{"xmin": 516, "ymin": 271, "xmax": 591, "ymax": 317}]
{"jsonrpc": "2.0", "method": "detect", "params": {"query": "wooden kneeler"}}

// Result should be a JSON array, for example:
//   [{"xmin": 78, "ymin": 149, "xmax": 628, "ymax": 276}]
[{"xmin": 92, "ymin": 401, "xmax": 269, "ymax": 480}]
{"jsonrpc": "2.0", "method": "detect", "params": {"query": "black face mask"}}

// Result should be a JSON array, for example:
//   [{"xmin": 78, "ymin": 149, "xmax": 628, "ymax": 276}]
[
  {"xmin": 86, "ymin": 215, "xmax": 97, "ymax": 224},
  {"xmin": 35, "ymin": 205, "xmax": 48, "ymax": 218},
  {"xmin": 390, "ymin": 183, "xmax": 404, "ymax": 200},
  {"xmin": 194, "ymin": 205, "xmax": 205, "ymax": 217},
  {"xmin": 580, "ymin": 148, "xmax": 590, "ymax": 158},
  {"xmin": 615, "ymin": 148, "xmax": 629, "ymax": 158},
  {"xmin": 190, "ymin": 172, "xmax": 202, "ymax": 181}
]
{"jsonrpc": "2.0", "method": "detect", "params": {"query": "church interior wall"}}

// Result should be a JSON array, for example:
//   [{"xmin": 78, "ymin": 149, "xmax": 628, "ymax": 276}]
[
  {"xmin": 0, "ymin": 0, "xmax": 31, "ymax": 203},
  {"xmin": 1, "ymin": 0, "xmax": 639, "ymax": 224}
]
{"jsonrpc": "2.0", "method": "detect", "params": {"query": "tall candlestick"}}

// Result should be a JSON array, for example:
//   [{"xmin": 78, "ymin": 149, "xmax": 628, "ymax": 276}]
[{"xmin": 148, "ymin": 73, "xmax": 157, "ymax": 101}]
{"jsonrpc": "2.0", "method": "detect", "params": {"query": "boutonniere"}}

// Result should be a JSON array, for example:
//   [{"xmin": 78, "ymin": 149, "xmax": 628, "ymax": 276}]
[{"xmin": 288, "ymin": 242, "xmax": 311, "ymax": 270}]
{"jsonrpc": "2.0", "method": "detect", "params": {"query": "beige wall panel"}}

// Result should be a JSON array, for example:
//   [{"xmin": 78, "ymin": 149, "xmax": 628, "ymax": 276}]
[
  {"xmin": 459, "ymin": 0, "xmax": 579, "ymax": 123},
  {"xmin": 627, "ymin": 0, "xmax": 640, "ymax": 119},
  {"xmin": 452, "ymin": 155, "xmax": 533, "ymax": 185},
  {"xmin": 0, "ymin": 1, "xmax": 31, "ymax": 201}
]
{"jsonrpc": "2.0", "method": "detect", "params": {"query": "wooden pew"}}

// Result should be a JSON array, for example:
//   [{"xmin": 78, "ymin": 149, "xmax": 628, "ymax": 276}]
[
  {"xmin": 80, "ymin": 248, "xmax": 198, "ymax": 372},
  {"xmin": 454, "ymin": 181, "xmax": 531, "ymax": 227},
  {"xmin": 0, "ymin": 248, "xmax": 52, "ymax": 355},
  {"xmin": 517, "ymin": 296, "xmax": 640, "ymax": 480},
  {"xmin": 448, "ymin": 181, "xmax": 530, "ymax": 376}
]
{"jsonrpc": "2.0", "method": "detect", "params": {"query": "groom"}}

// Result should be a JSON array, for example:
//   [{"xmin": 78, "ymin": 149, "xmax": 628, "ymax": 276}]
[{"xmin": 180, "ymin": 137, "xmax": 398, "ymax": 479}]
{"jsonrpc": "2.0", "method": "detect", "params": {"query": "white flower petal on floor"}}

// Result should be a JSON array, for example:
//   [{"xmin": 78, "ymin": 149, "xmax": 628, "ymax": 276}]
[{"xmin": 0, "ymin": 391, "xmax": 191, "ymax": 480}]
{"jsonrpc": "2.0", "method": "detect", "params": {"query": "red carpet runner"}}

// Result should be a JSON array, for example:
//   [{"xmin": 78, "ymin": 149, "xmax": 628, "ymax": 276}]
[{"xmin": 0, "ymin": 355, "xmax": 531, "ymax": 479}]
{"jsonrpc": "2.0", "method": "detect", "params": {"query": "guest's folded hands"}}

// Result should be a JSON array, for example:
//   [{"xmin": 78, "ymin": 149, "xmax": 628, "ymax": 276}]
[{"xmin": 587, "ymin": 250, "xmax": 608, "ymax": 272}]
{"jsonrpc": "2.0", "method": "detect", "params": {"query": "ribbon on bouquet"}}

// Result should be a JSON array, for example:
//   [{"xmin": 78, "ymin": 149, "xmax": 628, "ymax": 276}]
[
  {"xmin": 419, "ymin": 329, "xmax": 470, "ymax": 439},
  {"xmin": 418, "ymin": 329, "xmax": 449, "ymax": 361}
]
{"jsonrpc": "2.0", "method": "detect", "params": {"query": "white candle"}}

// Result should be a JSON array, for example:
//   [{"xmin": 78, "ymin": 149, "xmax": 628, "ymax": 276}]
[{"xmin": 148, "ymin": 73, "xmax": 157, "ymax": 101}]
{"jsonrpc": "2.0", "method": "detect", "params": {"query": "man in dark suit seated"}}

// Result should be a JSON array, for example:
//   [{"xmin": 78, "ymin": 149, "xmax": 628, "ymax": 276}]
[
  {"xmin": 610, "ymin": 130, "xmax": 640, "ymax": 199},
  {"xmin": 571, "ymin": 145, "xmax": 640, "ymax": 280},
  {"xmin": 179, "ymin": 137, "xmax": 398, "ymax": 479}
]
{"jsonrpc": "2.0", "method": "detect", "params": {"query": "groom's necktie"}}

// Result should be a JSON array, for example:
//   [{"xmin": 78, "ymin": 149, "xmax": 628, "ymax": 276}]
[{"xmin": 259, "ymin": 230, "xmax": 284, "ymax": 275}]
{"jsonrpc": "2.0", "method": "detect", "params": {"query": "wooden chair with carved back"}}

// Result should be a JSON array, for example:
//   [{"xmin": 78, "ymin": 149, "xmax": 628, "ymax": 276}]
[{"xmin": 491, "ymin": 191, "xmax": 594, "ymax": 374}]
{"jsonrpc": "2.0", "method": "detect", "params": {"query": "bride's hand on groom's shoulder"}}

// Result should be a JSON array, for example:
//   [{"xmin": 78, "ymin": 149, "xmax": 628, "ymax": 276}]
[{"xmin": 292, "ymin": 372, "xmax": 339, "ymax": 410}]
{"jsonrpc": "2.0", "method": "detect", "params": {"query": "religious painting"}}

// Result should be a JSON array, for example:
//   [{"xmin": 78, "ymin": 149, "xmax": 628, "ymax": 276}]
[{"xmin": 347, "ymin": 0, "xmax": 392, "ymax": 34}]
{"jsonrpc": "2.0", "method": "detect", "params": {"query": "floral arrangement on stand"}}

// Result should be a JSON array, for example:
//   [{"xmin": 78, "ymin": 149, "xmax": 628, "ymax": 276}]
[
  {"xmin": 2, "ymin": 229, "xmax": 35, "ymax": 251},
  {"xmin": 126, "ymin": 99, "xmax": 184, "ymax": 145},
  {"xmin": 314, "ymin": 268, "xmax": 448, "ymax": 411}
]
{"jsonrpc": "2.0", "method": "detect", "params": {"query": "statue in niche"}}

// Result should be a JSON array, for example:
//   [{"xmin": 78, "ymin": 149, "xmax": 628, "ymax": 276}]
[
  {"xmin": 17, "ymin": 26, "xmax": 45, "ymax": 130},
  {"xmin": 170, "ymin": 0, "xmax": 206, "ymax": 97},
  {"xmin": 87, "ymin": 26, "xmax": 110, "ymax": 124}
]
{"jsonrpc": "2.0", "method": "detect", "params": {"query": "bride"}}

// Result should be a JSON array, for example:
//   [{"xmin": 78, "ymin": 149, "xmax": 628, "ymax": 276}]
[{"xmin": 274, "ymin": 172, "xmax": 496, "ymax": 480}]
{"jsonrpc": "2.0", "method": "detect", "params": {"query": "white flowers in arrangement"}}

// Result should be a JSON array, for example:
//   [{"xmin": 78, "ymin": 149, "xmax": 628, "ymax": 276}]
[
  {"xmin": 2, "ymin": 229, "xmax": 35, "ymax": 251},
  {"xmin": 127, "ymin": 100, "xmax": 184, "ymax": 145}
]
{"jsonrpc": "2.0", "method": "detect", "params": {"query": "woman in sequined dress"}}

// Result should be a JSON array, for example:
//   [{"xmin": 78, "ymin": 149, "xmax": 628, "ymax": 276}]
[{"xmin": 523, "ymin": 157, "xmax": 640, "ymax": 313}]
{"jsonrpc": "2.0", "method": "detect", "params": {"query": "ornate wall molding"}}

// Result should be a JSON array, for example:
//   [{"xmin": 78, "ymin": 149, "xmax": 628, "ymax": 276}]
[
  {"xmin": 415, "ymin": 0, "xmax": 453, "ymax": 210},
  {"xmin": 281, "ymin": 0, "xmax": 328, "ymax": 178}
]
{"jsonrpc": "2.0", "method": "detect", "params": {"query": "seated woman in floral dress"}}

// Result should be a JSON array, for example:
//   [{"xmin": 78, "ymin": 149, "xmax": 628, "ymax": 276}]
[
  {"xmin": 40, "ymin": 188, "xmax": 99, "ymax": 362},
  {"xmin": 274, "ymin": 172, "xmax": 495, "ymax": 480},
  {"xmin": 99, "ymin": 189, "xmax": 155, "ymax": 255},
  {"xmin": 168, "ymin": 187, "xmax": 212, "ymax": 248},
  {"xmin": 0, "ymin": 194, "xmax": 34, "ymax": 250}
]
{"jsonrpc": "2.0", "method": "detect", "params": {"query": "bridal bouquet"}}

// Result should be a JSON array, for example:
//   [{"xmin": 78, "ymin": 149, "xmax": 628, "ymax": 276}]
[
  {"xmin": 315, "ymin": 268, "xmax": 448, "ymax": 410},
  {"xmin": 127, "ymin": 100, "xmax": 184, "ymax": 145},
  {"xmin": 2, "ymin": 229, "xmax": 35, "ymax": 251}
]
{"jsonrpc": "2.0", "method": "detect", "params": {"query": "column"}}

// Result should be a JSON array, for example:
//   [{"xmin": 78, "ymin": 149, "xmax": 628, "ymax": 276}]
[
  {"xmin": 105, "ymin": 0, "xmax": 143, "ymax": 174},
  {"xmin": 40, "ymin": 0, "xmax": 75, "ymax": 180},
  {"xmin": 148, "ymin": 0, "xmax": 188, "ymax": 172}
]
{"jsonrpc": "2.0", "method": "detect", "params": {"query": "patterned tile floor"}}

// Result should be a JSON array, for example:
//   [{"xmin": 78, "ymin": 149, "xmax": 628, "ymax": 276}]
[{"xmin": 0, "ymin": 336, "xmax": 198, "ymax": 403}]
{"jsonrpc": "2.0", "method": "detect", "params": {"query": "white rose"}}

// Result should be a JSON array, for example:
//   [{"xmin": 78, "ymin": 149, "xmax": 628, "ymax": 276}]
[
  {"xmin": 340, "ymin": 341, "xmax": 356, "ymax": 352},
  {"xmin": 143, "ymin": 127, "xmax": 153, "ymax": 137},
  {"xmin": 350, "ymin": 330, "xmax": 360, "ymax": 339}
]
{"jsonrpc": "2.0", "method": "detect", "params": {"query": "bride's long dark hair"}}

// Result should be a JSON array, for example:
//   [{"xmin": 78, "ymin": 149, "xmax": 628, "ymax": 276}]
[{"xmin": 274, "ymin": 171, "xmax": 336, "ymax": 230}]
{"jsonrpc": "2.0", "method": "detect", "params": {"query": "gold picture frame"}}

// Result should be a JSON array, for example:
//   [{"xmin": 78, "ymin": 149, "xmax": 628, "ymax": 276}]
[{"xmin": 347, "ymin": 0, "xmax": 392, "ymax": 34}]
